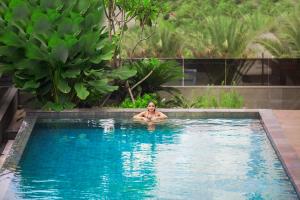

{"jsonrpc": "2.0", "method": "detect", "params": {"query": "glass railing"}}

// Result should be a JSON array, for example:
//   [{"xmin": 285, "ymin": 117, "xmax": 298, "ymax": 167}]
[
  {"xmin": 156, "ymin": 58, "xmax": 300, "ymax": 86},
  {"xmin": 1, "ymin": 59, "xmax": 299, "ymax": 86}
]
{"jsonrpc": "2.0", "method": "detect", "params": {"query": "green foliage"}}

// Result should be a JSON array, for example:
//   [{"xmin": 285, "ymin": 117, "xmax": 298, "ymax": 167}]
[
  {"xmin": 193, "ymin": 89, "xmax": 244, "ymax": 108},
  {"xmin": 166, "ymin": 89, "xmax": 244, "ymax": 108},
  {"xmin": 122, "ymin": 20, "xmax": 184, "ymax": 58},
  {"xmin": 121, "ymin": 0, "xmax": 296, "ymax": 58},
  {"xmin": 120, "ymin": 89, "xmax": 244, "ymax": 109},
  {"xmin": 103, "ymin": 0, "xmax": 167, "ymax": 69},
  {"xmin": 193, "ymin": 93, "xmax": 219, "ymax": 108},
  {"xmin": 165, "ymin": 94, "xmax": 192, "ymax": 108},
  {"xmin": 104, "ymin": 0, "xmax": 165, "ymax": 28},
  {"xmin": 219, "ymin": 90, "xmax": 244, "ymax": 108},
  {"xmin": 257, "ymin": 7, "xmax": 300, "ymax": 58},
  {"xmin": 203, "ymin": 16, "xmax": 252, "ymax": 58},
  {"xmin": 127, "ymin": 58, "xmax": 182, "ymax": 95},
  {"xmin": 0, "ymin": 0, "xmax": 136, "ymax": 110},
  {"xmin": 120, "ymin": 93, "xmax": 159, "ymax": 108}
]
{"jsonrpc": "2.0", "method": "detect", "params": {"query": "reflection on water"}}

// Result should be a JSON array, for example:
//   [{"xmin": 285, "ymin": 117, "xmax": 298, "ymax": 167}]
[{"xmin": 5, "ymin": 119, "xmax": 298, "ymax": 200}]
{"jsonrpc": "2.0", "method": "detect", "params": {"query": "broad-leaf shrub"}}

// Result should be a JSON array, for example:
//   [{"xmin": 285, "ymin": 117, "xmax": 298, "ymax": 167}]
[
  {"xmin": 0, "ymin": 0, "xmax": 136, "ymax": 110},
  {"xmin": 120, "ymin": 93, "xmax": 160, "ymax": 108},
  {"xmin": 165, "ymin": 90, "xmax": 244, "ymax": 108},
  {"xmin": 127, "ymin": 58, "xmax": 182, "ymax": 95}
]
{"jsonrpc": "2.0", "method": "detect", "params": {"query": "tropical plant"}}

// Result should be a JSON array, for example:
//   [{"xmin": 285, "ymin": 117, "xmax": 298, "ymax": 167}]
[
  {"xmin": 257, "ymin": 8, "xmax": 300, "ymax": 58},
  {"xmin": 103, "ymin": 0, "xmax": 165, "ymax": 38},
  {"xmin": 191, "ymin": 88, "xmax": 243, "ymax": 108},
  {"xmin": 0, "ymin": 0, "xmax": 136, "ymax": 110},
  {"xmin": 165, "ymin": 94, "xmax": 192, "ymax": 108},
  {"xmin": 219, "ymin": 90, "xmax": 244, "ymax": 108},
  {"xmin": 101, "ymin": 0, "xmax": 168, "ymax": 104},
  {"xmin": 202, "ymin": 16, "xmax": 254, "ymax": 58},
  {"xmin": 120, "ymin": 93, "xmax": 160, "ymax": 108},
  {"xmin": 126, "ymin": 58, "xmax": 182, "ymax": 96},
  {"xmin": 193, "ymin": 92, "xmax": 218, "ymax": 108},
  {"xmin": 122, "ymin": 20, "xmax": 184, "ymax": 58},
  {"xmin": 102, "ymin": 0, "xmax": 166, "ymax": 65},
  {"xmin": 130, "ymin": 0, "xmax": 296, "ymax": 59}
]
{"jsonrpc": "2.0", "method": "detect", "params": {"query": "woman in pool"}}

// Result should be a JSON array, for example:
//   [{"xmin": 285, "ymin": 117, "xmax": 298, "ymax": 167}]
[{"xmin": 133, "ymin": 101, "xmax": 167, "ymax": 121}]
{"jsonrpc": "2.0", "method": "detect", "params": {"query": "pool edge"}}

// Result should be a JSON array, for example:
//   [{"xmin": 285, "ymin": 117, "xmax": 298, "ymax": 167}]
[
  {"xmin": 259, "ymin": 109, "xmax": 300, "ymax": 198},
  {"xmin": 0, "ymin": 115, "xmax": 37, "ymax": 200}
]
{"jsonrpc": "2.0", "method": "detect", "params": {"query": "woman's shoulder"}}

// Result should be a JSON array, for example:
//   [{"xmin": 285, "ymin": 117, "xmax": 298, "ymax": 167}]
[
  {"xmin": 140, "ymin": 111, "xmax": 148, "ymax": 115},
  {"xmin": 156, "ymin": 111, "xmax": 167, "ymax": 118},
  {"xmin": 156, "ymin": 111, "xmax": 164, "ymax": 115}
]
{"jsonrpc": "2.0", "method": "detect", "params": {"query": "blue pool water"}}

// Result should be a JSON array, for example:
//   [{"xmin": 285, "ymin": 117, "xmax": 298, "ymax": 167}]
[{"xmin": 5, "ymin": 118, "xmax": 299, "ymax": 199}]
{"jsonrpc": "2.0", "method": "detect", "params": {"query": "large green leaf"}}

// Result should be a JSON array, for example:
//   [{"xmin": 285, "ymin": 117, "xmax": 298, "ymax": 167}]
[
  {"xmin": 57, "ymin": 77, "xmax": 71, "ymax": 93},
  {"xmin": 110, "ymin": 67, "xmax": 137, "ymax": 80},
  {"xmin": 25, "ymin": 42, "xmax": 47, "ymax": 60},
  {"xmin": 57, "ymin": 18, "xmax": 74, "ymax": 35},
  {"xmin": 84, "ymin": 69, "xmax": 104, "ymax": 78},
  {"xmin": 51, "ymin": 43, "xmax": 69, "ymax": 63},
  {"xmin": 11, "ymin": 1, "xmax": 30, "ymax": 20},
  {"xmin": 88, "ymin": 79, "xmax": 118, "ymax": 93},
  {"xmin": 62, "ymin": 69, "xmax": 81, "ymax": 78},
  {"xmin": 42, "ymin": 101, "xmax": 64, "ymax": 111},
  {"xmin": 0, "ymin": 29, "xmax": 24, "ymax": 47},
  {"xmin": 78, "ymin": 32, "xmax": 99, "ymax": 54},
  {"xmin": 0, "ymin": 46, "xmax": 14, "ymax": 56},
  {"xmin": 22, "ymin": 80, "xmax": 40, "ymax": 90},
  {"xmin": 46, "ymin": 9, "xmax": 60, "ymax": 22},
  {"xmin": 75, "ymin": 82, "xmax": 90, "ymax": 100},
  {"xmin": 96, "ymin": 38, "xmax": 110, "ymax": 51},
  {"xmin": 33, "ymin": 14, "xmax": 51, "ymax": 34},
  {"xmin": 0, "ymin": 0, "xmax": 118, "ymax": 110},
  {"xmin": 13, "ymin": 59, "xmax": 48, "ymax": 79},
  {"xmin": 48, "ymin": 34, "xmax": 63, "ymax": 48},
  {"xmin": 90, "ymin": 51, "xmax": 113, "ymax": 64},
  {"xmin": 40, "ymin": 0, "xmax": 60, "ymax": 10},
  {"xmin": 75, "ymin": 1, "xmax": 91, "ymax": 15},
  {"xmin": 64, "ymin": 34, "xmax": 78, "ymax": 48}
]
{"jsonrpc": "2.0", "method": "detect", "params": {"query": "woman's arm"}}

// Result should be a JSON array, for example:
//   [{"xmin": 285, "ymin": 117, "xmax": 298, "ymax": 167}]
[
  {"xmin": 154, "ymin": 112, "xmax": 168, "ymax": 120},
  {"xmin": 133, "ymin": 111, "xmax": 148, "ymax": 121}
]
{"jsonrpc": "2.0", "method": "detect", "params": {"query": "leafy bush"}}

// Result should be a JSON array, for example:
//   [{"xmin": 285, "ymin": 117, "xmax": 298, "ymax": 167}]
[
  {"xmin": 165, "ymin": 89, "xmax": 244, "ymax": 108},
  {"xmin": 165, "ymin": 94, "xmax": 192, "ymax": 108},
  {"xmin": 0, "ymin": 0, "xmax": 136, "ymax": 110},
  {"xmin": 122, "ymin": 20, "xmax": 184, "ymax": 58},
  {"xmin": 257, "ymin": 7, "xmax": 300, "ymax": 58},
  {"xmin": 121, "ymin": 0, "xmax": 295, "ymax": 58},
  {"xmin": 127, "ymin": 58, "xmax": 182, "ymax": 95},
  {"xmin": 193, "ymin": 93, "xmax": 218, "ymax": 108},
  {"xmin": 219, "ymin": 90, "xmax": 244, "ymax": 108},
  {"xmin": 120, "ymin": 93, "xmax": 159, "ymax": 108}
]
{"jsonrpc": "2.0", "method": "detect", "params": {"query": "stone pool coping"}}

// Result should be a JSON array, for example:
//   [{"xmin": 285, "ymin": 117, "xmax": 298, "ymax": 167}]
[{"xmin": 0, "ymin": 108, "xmax": 300, "ymax": 198}]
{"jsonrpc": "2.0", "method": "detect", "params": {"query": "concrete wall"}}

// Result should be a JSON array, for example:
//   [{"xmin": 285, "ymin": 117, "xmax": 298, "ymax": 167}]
[
  {"xmin": 18, "ymin": 86, "xmax": 300, "ymax": 109},
  {"xmin": 160, "ymin": 86, "xmax": 300, "ymax": 109}
]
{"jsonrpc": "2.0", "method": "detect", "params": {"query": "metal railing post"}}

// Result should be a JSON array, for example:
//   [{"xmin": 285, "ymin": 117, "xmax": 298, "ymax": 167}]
[
  {"xmin": 182, "ymin": 57, "xmax": 185, "ymax": 86},
  {"xmin": 261, "ymin": 52, "xmax": 265, "ymax": 85}
]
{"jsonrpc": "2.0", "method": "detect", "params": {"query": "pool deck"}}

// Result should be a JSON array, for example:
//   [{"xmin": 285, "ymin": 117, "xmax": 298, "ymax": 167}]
[{"xmin": 274, "ymin": 110, "xmax": 300, "ymax": 158}]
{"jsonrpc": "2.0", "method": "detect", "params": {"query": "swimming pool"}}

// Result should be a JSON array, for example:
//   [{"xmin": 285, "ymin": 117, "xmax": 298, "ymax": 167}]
[{"xmin": 1, "ymin": 116, "xmax": 298, "ymax": 199}]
